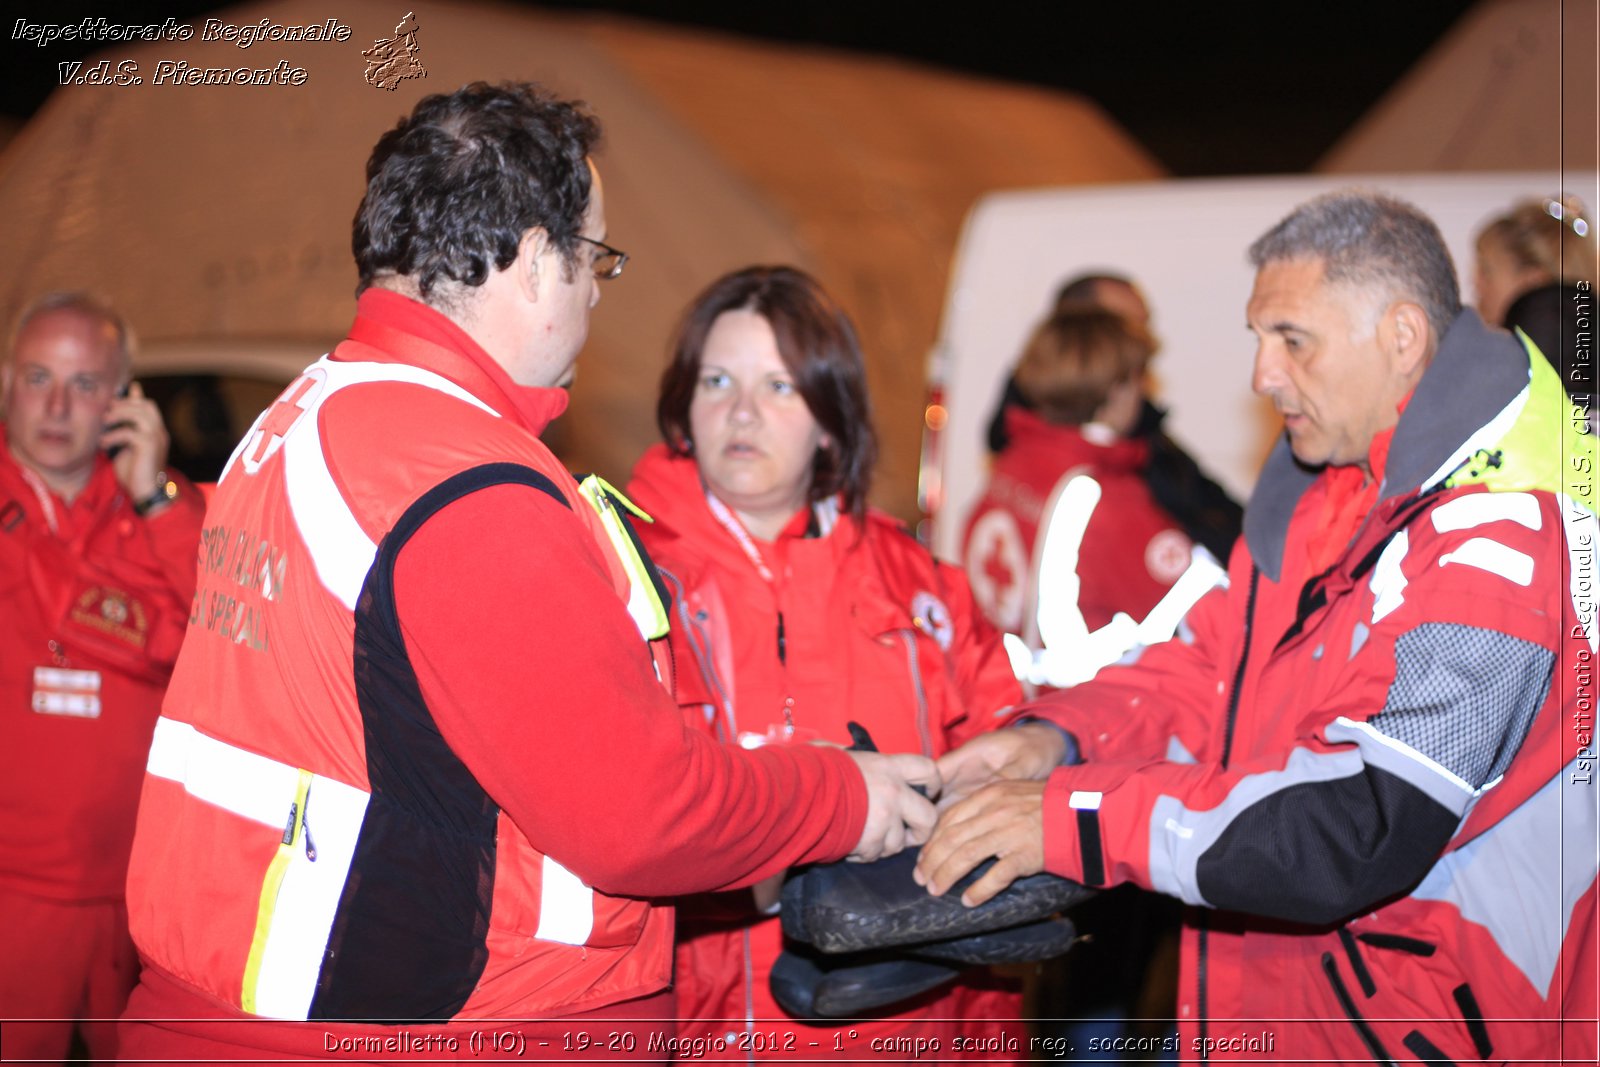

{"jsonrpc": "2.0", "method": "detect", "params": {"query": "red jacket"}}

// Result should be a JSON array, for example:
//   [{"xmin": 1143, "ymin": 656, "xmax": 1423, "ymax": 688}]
[
  {"xmin": 1022, "ymin": 316, "xmax": 1597, "ymax": 1062},
  {"xmin": 627, "ymin": 445, "xmax": 1023, "ymax": 1059},
  {"xmin": 121, "ymin": 292, "xmax": 866, "ymax": 1055},
  {"xmin": 962, "ymin": 409, "xmax": 1193, "ymax": 637},
  {"xmin": 0, "ymin": 436, "xmax": 202, "ymax": 901}
]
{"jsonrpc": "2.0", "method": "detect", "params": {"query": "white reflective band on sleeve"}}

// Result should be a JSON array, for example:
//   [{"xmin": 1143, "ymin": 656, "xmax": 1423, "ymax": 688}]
[
  {"xmin": 1134, "ymin": 546, "xmax": 1227, "ymax": 646},
  {"xmin": 1035, "ymin": 474, "xmax": 1100, "ymax": 651},
  {"xmin": 1431, "ymin": 492, "xmax": 1542, "ymax": 534},
  {"xmin": 1329, "ymin": 715, "xmax": 1474, "ymax": 796},
  {"xmin": 144, "ymin": 716, "xmax": 371, "ymax": 1020},
  {"xmin": 534, "ymin": 855, "xmax": 595, "ymax": 946},
  {"xmin": 1438, "ymin": 537, "xmax": 1535, "ymax": 586},
  {"xmin": 1068, "ymin": 790, "xmax": 1103, "ymax": 811}
]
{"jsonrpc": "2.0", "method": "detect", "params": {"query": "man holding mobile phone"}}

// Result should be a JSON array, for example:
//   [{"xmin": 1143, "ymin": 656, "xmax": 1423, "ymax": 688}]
[{"xmin": 0, "ymin": 292, "xmax": 204, "ymax": 1062}]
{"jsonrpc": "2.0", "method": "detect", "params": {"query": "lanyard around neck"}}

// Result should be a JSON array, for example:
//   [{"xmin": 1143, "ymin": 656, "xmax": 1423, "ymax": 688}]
[
  {"xmin": 17, "ymin": 464, "xmax": 63, "ymax": 537},
  {"xmin": 704, "ymin": 490, "xmax": 777, "ymax": 584}
]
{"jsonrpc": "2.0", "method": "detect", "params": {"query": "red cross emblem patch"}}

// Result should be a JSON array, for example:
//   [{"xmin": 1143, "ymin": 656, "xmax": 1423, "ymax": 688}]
[{"xmin": 242, "ymin": 371, "xmax": 323, "ymax": 475}]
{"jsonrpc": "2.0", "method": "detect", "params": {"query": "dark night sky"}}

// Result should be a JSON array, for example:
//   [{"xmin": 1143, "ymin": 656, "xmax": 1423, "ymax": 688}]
[{"xmin": 2, "ymin": 1, "xmax": 1480, "ymax": 175}]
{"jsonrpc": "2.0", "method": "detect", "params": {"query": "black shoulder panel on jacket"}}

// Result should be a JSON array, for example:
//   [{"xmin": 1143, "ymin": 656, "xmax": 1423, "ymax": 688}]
[{"xmin": 1194, "ymin": 765, "xmax": 1459, "ymax": 927}]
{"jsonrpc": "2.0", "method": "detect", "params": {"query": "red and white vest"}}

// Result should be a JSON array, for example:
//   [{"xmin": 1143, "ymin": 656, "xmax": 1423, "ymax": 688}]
[{"xmin": 127, "ymin": 349, "xmax": 672, "ymax": 1021}]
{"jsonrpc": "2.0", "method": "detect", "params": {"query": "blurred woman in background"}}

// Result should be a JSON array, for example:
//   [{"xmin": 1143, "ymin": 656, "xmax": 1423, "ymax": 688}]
[
  {"xmin": 963, "ymin": 308, "xmax": 1193, "ymax": 642},
  {"xmin": 1474, "ymin": 195, "xmax": 1595, "ymax": 398},
  {"xmin": 627, "ymin": 265, "xmax": 1022, "ymax": 1059}
]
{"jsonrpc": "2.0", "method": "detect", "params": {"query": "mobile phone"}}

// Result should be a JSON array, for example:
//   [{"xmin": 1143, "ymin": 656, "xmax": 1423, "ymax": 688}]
[{"xmin": 104, "ymin": 382, "xmax": 131, "ymax": 459}]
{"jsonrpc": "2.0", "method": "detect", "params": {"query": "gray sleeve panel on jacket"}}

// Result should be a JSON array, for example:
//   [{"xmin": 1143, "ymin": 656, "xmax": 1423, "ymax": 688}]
[
  {"xmin": 1147, "ymin": 624, "xmax": 1552, "ymax": 925},
  {"xmin": 1367, "ymin": 623, "xmax": 1553, "ymax": 792},
  {"xmin": 1147, "ymin": 746, "xmax": 1362, "ymax": 908},
  {"xmin": 1412, "ymin": 760, "xmax": 1597, "ymax": 1000},
  {"xmin": 1323, "ymin": 718, "xmax": 1475, "ymax": 817}
]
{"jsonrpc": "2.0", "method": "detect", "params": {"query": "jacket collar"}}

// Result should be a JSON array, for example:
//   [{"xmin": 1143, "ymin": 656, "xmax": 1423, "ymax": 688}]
[
  {"xmin": 1245, "ymin": 309, "xmax": 1529, "ymax": 581},
  {"xmin": 338, "ymin": 288, "xmax": 570, "ymax": 435},
  {"xmin": 627, "ymin": 442, "xmax": 882, "ymax": 565},
  {"xmin": 1001, "ymin": 407, "xmax": 1149, "ymax": 473}
]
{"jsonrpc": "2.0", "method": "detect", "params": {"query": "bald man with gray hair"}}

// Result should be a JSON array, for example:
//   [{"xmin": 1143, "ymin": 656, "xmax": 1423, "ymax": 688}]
[{"xmin": 1, "ymin": 291, "xmax": 203, "ymax": 1061}]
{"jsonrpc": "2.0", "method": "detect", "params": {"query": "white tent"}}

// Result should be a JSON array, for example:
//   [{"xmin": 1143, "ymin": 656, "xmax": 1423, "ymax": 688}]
[
  {"xmin": 0, "ymin": 0, "xmax": 1161, "ymax": 516},
  {"xmin": 920, "ymin": 0, "xmax": 1598, "ymax": 558},
  {"xmin": 1321, "ymin": 0, "xmax": 1598, "ymax": 179}
]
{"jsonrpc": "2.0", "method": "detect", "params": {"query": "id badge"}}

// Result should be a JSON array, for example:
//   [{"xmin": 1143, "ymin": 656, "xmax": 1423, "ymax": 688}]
[{"xmin": 32, "ymin": 666, "xmax": 102, "ymax": 718}]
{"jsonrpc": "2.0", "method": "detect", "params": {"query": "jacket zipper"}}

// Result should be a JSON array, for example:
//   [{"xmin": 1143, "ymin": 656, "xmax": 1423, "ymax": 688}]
[
  {"xmin": 1198, "ymin": 565, "xmax": 1260, "ymax": 1060},
  {"xmin": 664, "ymin": 569, "xmax": 737, "ymax": 740},
  {"xmin": 895, "ymin": 630, "xmax": 934, "ymax": 757},
  {"xmin": 1320, "ymin": 951, "xmax": 1396, "ymax": 1065},
  {"xmin": 1219, "ymin": 567, "xmax": 1260, "ymax": 772}
]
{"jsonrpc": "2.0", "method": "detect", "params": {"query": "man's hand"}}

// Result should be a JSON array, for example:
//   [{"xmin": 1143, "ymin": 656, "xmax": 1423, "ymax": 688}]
[
  {"xmin": 100, "ymin": 381, "xmax": 172, "ymax": 503},
  {"xmin": 845, "ymin": 750, "xmax": 941, "ymax": 863},
  {"xmin": 913, "ymin": 779, "xmax": 1046, "ymax": 907},
  {"xmin": 937, "ymin": 722, "xmax": 1068, "ymax": 807}
]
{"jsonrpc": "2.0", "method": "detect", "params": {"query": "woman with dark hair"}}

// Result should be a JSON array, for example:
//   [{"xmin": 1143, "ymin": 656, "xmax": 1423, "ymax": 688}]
[{"xmin": 627, "ymin": 266, "xmax": 1023, "ymax": 1057}]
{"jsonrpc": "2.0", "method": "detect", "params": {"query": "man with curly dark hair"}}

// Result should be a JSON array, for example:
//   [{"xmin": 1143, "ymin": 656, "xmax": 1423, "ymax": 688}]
[{"xmin": 119, "ymin": 81, "xmax": 937, "ymax": 1061}]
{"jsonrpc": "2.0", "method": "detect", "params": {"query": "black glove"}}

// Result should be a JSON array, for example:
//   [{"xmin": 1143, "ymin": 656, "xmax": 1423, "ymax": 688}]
[{"xmin": 781, "ymin": 845, "xmax": 1095, "ymax": 954}]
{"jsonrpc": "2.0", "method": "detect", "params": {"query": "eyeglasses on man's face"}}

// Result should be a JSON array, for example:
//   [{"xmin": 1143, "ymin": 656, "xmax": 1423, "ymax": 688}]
[{"xmin": 575, "ymin": 235, "xmax": 628, "ymax": 280}]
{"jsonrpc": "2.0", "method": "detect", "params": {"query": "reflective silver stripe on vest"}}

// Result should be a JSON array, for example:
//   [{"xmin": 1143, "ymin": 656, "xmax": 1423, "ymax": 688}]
[
  {"xmin": 224, "ymin": 357, "xmax": 498, "ymax": 611},
  {"xmin": 146, "ymin": 716, "xmax": 372, "ymax": 1019}
]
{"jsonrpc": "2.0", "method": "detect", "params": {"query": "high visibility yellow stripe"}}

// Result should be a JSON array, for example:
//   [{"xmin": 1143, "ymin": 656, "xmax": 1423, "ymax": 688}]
[
  {"xmin": 241, "ymin": 767, "xmax": 312, "ymax": 1014},
  {"xmin": 1451, "ymin": 331, "xmax": 1595, "ymax": 514},
  {"xmin": 578, "ymin": 475, "xmax": 669, "ymax": 640}
]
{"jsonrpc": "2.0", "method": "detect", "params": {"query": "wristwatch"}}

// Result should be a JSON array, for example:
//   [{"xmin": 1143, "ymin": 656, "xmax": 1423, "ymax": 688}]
[{"xmin": 133, "ymin": 472, "xmax": 180, "ymax": 516}]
